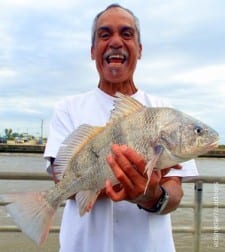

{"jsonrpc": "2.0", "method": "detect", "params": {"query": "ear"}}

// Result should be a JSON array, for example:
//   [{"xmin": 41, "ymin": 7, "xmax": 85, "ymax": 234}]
[
  {"xmin": 91, "ymin": 46, "xmax": 95, "ymax": 60},
  {"xmin": 138, "ymin": 43, "xmax": 142, "ymax": 59}
]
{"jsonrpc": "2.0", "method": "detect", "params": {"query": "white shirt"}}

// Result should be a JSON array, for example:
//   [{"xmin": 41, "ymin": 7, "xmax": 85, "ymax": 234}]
[{"xmin": 44, "ymin": 88, "xmax": 198, "ymax": 252}]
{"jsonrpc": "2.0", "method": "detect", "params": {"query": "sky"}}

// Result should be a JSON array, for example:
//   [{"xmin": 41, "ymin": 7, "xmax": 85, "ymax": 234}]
[{"xmin": 0, "ymin": 0, "xmax": 224, "ymax": 143}]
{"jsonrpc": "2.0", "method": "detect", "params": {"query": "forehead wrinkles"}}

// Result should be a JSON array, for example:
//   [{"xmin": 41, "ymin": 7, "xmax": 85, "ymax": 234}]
[{"xmin": 96, "ymin": 8, "xmax": 136, "ymax": 31}]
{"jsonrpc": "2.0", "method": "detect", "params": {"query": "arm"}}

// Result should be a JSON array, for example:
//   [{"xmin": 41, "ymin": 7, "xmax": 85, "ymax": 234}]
[
  {"xmin": 105, "ymin": 144, "xmax": 183, "ymax": 214},
  {"xmin": 48, "ymin": 157, "xmax": 61, "ymax": 184}
]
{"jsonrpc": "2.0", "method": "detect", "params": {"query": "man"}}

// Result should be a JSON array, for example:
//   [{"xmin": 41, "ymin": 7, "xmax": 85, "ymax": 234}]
[{"xmin": 44, "ymin": 4, "xmax": 198, "ymax": 252}]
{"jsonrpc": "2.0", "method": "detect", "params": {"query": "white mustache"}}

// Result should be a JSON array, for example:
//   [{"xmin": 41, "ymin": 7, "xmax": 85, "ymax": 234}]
[{"xmin": 103, "ymin": 49, "xmax": 128, "ymax": 61}]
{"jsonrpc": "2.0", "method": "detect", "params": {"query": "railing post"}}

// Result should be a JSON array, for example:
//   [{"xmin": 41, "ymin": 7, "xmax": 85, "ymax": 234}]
[{"xmin": 194, "ymin": 181, "xmax": 203, "ymax": 252}]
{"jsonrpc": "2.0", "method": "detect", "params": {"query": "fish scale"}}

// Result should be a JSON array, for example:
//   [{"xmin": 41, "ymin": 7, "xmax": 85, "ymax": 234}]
[{"xmin": 0, "ymin": 92, "xmax": 219, "ymax": 246}]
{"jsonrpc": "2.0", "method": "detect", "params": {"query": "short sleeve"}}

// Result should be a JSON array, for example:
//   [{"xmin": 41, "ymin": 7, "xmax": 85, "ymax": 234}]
[
  {"xmin": 44, "ymin": 99, "xmax": 75, "ymax": 161},
  {"xmin": 165, "ymin": 159, "xmax": 199, "ymax": 178}
]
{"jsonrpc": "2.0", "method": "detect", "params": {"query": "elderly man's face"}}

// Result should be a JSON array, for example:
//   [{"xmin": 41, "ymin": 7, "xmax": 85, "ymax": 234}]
[{"xmin": 91, "ymin": 7, "xmax": 142, "ymax": 84}]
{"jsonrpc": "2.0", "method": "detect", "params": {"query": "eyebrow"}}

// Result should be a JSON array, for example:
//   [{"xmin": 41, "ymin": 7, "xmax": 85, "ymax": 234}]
[
  {"xmin": 97, "ymin": 26, "xmax": 111, "ymax": 33},
  {"xmin": 97, "ymin": 25, "xmax": 136, "ymax": 33}
]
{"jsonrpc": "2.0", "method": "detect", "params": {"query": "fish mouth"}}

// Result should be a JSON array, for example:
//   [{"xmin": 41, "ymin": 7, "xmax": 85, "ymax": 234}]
[
  {"xmin": 168, "ymin": 139, "xmax": 220, "ymax": 164},
  {"xmin": 103, "ymin": 50, "xmax": 128, "ymax": 64},
  {"xmin": 204, "ymin": 140, "xmax": 219, "ymax": 152}
]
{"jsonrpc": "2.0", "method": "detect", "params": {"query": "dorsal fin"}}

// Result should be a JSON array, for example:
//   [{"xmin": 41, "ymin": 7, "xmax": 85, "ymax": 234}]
[
  {"xmin": 108, "ymin": 92, "xmax": 145, "ymax": 123},
  {"xmin": 54, "ymin": 124, "xmax": 104, "ymax": 180}
]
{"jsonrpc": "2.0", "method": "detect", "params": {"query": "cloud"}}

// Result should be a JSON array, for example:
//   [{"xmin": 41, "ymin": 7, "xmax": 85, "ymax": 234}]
[
  {"xmin": 0, "ymin": 0, "xmax": 80, "ymax": 10},
  {"xmin": 172, "ymin": 64, "xmax": 225, "ymax": 85},
  {"xmin": 0, "ymin": 0, "xmax": 224, "ymax": 143},
  {"xmin": 0, "ymin": 67, "xmax": 16, "ymax": 78}
]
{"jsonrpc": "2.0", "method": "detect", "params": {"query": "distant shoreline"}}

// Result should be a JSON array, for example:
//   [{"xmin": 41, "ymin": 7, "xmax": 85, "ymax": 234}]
[
  {"xmin": 0, "ymin": 144, "xmax": 224, "ymax": 157},
  {"xmin": 198, "ymin": 146, "xmax": 225, "ymax": 158},
  {"xmin": 0, "ymin": 144, "xmax": 45, "ymax": 153}
]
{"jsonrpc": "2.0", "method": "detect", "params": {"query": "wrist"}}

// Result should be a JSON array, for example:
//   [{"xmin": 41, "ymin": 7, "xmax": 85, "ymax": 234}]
[
  {"xmin": 137, "ymin": 186, "xmax": 169, "ymax": 214},
  {"xmin": 141, "ymin": 185, "xmax": 162, "ymax": 205},
  {"xmin": 137, "ymin": 185, "xmax": 163, "ymax": 208}
]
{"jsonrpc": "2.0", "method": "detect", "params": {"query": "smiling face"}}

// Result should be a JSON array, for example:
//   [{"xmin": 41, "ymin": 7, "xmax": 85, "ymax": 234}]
[{"xmin": 91, "ymin": 7, "xmax": 142, "ymax": 94}]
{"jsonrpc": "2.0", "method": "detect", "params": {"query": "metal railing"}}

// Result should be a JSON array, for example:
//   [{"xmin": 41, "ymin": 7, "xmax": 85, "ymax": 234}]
[
  {"xmin": 0, "ymin": 172, "xmax": 225, "ymax": 252},
  {"xmin": 174, "ymin": 176, "xmax": 225, "ymax": 252}
]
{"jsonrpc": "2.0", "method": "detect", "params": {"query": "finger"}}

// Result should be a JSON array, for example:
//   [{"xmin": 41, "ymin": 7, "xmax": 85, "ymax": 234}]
[
  {"xmin": 105, "ymin": 180, "xmax": 127, "ymax": 201},
  {"xmin": 107, "ymin": 151, "xmax": 146, "ymax": 199},
  {"xmin": 160, "ymin": 168, "xmax": 171, "ymax": 177},
  {"xmin": 149, "ymin": 170, "xmax": 162, "ymax": 186},
  {"xmin": 119, "ymin": 145, "xmax": 146, "ymax": 174},
  {"xmin": 111, "ymin": 144, "xmax": 146, "ymax": 181},
  {"xmin": 164, "ymin": 164, "xmax": 182, "ymax": 169},
  {"xmin": 106, "ymin": 155, "xmax": 134, "ymax": 190},
  {"xmin": 173, "ymin": 164, "xmax": 182, "ymax": 169},
  {"xmin": 161, "ymin": 164, "xmax": 182, "ymax": 176},
  {"xmin": 142, "ymin": 170, "xmax": 162, "ymax": 198}
]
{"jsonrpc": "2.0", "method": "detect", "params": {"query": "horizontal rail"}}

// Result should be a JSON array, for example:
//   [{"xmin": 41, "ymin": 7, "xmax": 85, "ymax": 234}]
[
  {"xmin": 0, "ymin": 225, "xmax": 60, "ymax": 233},
  {"xmin": 0, "ymin": 173, "xmax": 225, "ymax": 183},
  {"xmin": 0, "ymin": 174, "xmax": 224, "ymax": 208},
  {"xmin": 0, "ymin": 172, "xmax": 225, "ymax": 252},
  {"xmin": 0, "ymin": 225, "xmax": 224, "ymax": 234},
  {"xmin": 173, "ymin": 227, "xmax": 225, "ymax": 233},
  {"xmin": 179, "ymin": 202, "xmax": 225, "ymax": 208},
  {"xmin": 2, "ymin": 202, "xmax": 223, "ymax": 208},
  {"xmin": 183, "ymin": 176, "xmax": 225, "ymax": 183},
  {"xmin": 0, "ymin": 172, "xmax": 51, "ymax": 180},
  {"xmin": 1, "ymin": 201, "xmax": 225, "ymax": 208}
]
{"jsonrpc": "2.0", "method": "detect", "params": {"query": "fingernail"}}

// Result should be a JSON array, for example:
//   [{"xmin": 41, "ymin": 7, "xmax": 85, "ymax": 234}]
[
  {"xmin": 111, "ymin": 144, "xmax": 119, "ymax": 151},
  {"xmin": 120, "ymin": 145, "xmax": 128, "ymax": 152},
  {"xmin": 107, "ymin": 155, "xmax": 113, "ymax": 164}
]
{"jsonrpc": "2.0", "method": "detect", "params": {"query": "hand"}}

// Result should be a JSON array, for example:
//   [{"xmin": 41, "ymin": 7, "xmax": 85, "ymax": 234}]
[{"xmin": 105, "ymin": 144, "xmax": 163, "ymax": 203}]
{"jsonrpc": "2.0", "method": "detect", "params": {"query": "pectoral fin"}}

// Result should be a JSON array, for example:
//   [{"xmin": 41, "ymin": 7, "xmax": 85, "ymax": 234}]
[
  {"xmin": 75, "ymin": 190, "xmax": 101, "ymax": 216},
  {"xmin": 144, "ymin": 145, "xmax": 164, "ymax": 193}
]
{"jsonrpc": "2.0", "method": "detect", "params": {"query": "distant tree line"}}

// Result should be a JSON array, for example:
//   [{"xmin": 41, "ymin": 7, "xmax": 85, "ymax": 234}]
[{"xmin": 4, "ymin": 128, "xmax": 35, "ymax": 140}]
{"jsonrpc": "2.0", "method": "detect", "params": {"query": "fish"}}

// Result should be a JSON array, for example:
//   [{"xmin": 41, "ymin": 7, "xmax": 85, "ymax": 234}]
[{"xmin": 0, "ymin": 93, "xmax": 219, "ymax": 245}]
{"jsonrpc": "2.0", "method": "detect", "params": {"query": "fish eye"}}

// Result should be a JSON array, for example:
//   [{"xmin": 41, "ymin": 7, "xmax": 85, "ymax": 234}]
[{"xmin": 194, "ymin": 126, "xmax": 204, "ymax": 135}]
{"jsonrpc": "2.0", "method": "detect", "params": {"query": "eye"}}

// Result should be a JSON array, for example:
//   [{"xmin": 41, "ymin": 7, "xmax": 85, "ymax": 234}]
[
  {"xmin": 122, "ymin": 31, "xmax": 133, "ymax": 39},
  {"xmin": 121, "ymin": 27, "xmax": 134, "ymax": 40},
  {"xmin": 97, "ymin": 28, "xmax": 111, "ymax": 40},
  {"xmin": 194, "ymin": 126, "xmax": 204, "ymax": 135},
  {"xmin": 99, "ymin": 32, "xmax": 110, "ymax": 40}
]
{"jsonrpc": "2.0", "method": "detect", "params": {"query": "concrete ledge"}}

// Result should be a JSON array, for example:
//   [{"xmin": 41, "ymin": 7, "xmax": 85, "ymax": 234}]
[
  {"xmin": 199, "ymin": 150, "xmax": 225, "ymax": 158},
  {"xmin": 0, "ymin": 144, "xmax": 224, "ymax": 157},
  {"xmin": 0, "ymin": 144, "xmax": 45, "ymax": 153}
]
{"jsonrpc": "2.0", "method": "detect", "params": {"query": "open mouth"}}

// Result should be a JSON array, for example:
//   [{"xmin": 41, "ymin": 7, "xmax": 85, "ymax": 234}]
[
  {"xmin": 106, "ymin": 54, "xmax": 127, "ymax": 64},
  {"xmin": 103, "ymin": 50, "xmax": 128, "ymax": 65}
]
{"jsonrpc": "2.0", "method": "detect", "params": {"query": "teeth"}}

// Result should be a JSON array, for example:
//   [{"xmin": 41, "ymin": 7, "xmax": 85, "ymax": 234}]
[
  {"xmin": 107, "ymin": 54, "xmax": 126, "ymax": 63},
  {"xmin": 109, "ymin": 55, "xmax": 124, "ymax": 59}
]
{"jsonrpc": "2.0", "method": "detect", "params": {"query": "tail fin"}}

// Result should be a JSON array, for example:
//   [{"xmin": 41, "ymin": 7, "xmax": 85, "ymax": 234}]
[{"xmin": 0, "ymin": 191, "xmax": 56, "ymax": 245}]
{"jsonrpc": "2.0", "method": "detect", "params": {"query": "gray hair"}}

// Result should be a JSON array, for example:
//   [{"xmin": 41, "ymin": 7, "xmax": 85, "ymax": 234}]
[{"xmin": 91, "ymin": 4, "xmax": 141, "ymax": 46}]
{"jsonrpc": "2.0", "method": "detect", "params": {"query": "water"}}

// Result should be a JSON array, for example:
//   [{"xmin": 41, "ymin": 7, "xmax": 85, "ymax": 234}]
[
  {"xmin": 172, "ymin": 158, "xmax": 225, "ymax": 252},
  {"xmin": 0, "ymin": 153, "xmax": 224, "ymax": 252}
]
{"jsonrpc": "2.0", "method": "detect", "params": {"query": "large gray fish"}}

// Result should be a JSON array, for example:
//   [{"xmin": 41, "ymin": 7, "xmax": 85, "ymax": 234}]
[{"xmin": 0, "ymin": 93, "xmax": 219, "ymax": 245}]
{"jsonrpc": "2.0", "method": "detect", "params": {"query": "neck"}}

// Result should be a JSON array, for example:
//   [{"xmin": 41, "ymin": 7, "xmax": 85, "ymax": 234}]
[{"xmin": 98, "ymin": 80, "xmax": 138, "ymax": 96}]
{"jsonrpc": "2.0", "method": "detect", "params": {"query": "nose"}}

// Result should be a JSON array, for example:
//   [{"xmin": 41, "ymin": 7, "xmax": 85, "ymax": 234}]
[{"xmin": 109, "ymin": 33, "xmax": 123, "ymax": 49}]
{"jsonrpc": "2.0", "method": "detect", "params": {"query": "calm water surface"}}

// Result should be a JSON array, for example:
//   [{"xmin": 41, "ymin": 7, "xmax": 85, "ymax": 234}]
[{"xmin": 0, "ymin": 153, "xmax": 224, "ymax": 252}]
